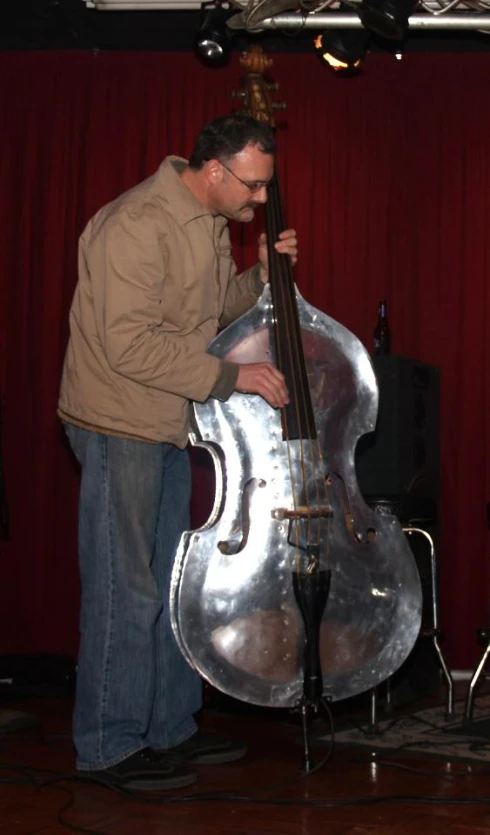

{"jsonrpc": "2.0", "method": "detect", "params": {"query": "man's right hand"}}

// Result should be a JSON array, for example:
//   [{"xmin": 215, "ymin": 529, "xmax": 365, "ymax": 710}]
[{"xmin": 235, "ymin": 363, "xmax": 289, "ymax": 409}]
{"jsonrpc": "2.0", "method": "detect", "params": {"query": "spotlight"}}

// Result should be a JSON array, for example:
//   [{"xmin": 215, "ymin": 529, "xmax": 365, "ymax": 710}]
[
  {"xmin": 194, "ymin": 5, "xmax": 232, "ymax": 68},
  {"xmin": 313, "ymin": 28, "xmax": 369, "ymax": 73},
  {"xmin": 358, "ymin": 0, "xmax": 417, "ymax": 40}
]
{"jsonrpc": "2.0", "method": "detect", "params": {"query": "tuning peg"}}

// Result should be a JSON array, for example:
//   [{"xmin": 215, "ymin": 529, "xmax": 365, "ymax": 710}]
[
  {"xmin": 272, "ymin": 102, "xmax": 287, "ymax": 111},
  {"xmin": 231, "ymin": 89, "xmax": 246, "ymax": 99}
]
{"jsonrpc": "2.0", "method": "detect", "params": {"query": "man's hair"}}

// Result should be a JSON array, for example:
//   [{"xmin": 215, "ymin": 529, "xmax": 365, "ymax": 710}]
[{"xmin": 188, "ymin": 114, "xmax": 276, "ymax": 170}]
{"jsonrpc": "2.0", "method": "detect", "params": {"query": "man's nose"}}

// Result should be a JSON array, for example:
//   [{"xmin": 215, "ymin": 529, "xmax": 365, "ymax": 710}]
[{"xmin": 255, "ymin": 185, "xmax": 268, "ymax": 204}]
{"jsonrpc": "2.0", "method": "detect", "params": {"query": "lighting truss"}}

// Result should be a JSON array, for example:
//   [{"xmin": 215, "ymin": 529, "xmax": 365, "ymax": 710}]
[{"xmin": 83, "ymin": 0, "xmax": 490, "ymax": 31}]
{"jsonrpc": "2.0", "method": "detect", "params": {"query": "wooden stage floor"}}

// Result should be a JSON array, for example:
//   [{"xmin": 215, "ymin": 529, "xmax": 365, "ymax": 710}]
[{"xmin": 1, "ymin": 686, "xmax": 490, "ymax": 835}]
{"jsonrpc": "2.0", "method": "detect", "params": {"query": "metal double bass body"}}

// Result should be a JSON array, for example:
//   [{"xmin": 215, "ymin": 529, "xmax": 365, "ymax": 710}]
[{"xmin": 170, "ymin": 50, "xmax": 422, "ymax": 710}]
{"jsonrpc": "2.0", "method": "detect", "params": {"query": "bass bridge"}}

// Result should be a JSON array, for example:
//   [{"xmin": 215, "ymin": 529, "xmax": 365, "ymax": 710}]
[{"xmin": 271, "ymin": 506, "xmax": 333, "ymax": 521}]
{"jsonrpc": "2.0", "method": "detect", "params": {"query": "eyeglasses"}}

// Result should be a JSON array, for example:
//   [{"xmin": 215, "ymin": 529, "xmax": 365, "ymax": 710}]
[{"xmin": 220, "ymin": 161, "xmax": 272, "ymax": 194}]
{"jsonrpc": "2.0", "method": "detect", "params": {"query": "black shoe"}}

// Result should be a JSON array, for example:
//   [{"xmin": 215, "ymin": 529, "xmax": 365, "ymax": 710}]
[
  {"xmin": 166, "ymin": 730, "xmax": 247, "ymax": 765},
  {"xmin": 77, "ymin": 747, "xmax": 197, "ymax": 791}
]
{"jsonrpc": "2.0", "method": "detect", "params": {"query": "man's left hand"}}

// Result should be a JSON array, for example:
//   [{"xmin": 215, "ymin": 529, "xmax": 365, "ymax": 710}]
[{"xmin": 258, "ymin": 229, "xmax": 298, "ymax": 284}]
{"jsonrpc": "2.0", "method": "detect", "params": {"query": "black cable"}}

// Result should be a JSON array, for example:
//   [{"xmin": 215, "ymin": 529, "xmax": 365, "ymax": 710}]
[
  {"xmin": 4, "ymin": 697, "xmax": 490, "ymax": 835},
  {"xmin": 4, "ymin": 762, "xmax": 490, "ymax": 835},
  {"xmin": 0, "ymin": 761, "xmax": 70, "ymax": 776},
  {"xmin": 52, "ymin": 783, "xmax": 111, "ymax": 835},
  {"xmin": 298, "ymin": 698, "xmax": 335, "ymax": 776},
  {"xmin": 0, "ymin": 765, "xmax": 110, "ymax": 835}
]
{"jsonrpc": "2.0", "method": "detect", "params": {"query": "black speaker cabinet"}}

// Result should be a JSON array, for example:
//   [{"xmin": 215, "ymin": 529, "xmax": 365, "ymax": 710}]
[{"xmin": 355, "ymin": 355, "xmax": 440, "ymax": 501}]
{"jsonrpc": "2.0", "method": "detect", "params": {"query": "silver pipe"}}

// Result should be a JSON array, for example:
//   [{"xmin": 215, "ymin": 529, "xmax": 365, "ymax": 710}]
[
  {"xmin": 87, "ymin": 2, "xmax": 203, "ymax": 8},
  {"xmin": 87, "ymin": 4, "xmax": 490, "ymax": 29},
  {"xmin": 258, "ymin": 11, "xmax": 490, "ymax": 28}
]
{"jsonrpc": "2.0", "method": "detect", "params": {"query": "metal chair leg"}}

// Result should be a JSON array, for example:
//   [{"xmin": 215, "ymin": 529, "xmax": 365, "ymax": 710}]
[
  {"xmin": 464, "ymin": 632, "xmax": 490, "ymax": 724},
  {"xmin": 366, "ymin": 686, "xmax": 380, "ymax": 736},
  {"xmin": 367, "ymin": 525, "xmax": 454, "ymax": 730},
  {"xmin": 367, "ymin": 676, "xmax": 394, "ymax": 734},
  {"xmin": 384, "ymin": 676, "xmax": 394, "ymax": 714},
  {"xmin": 403, "ymin": 526, "xmax": 454, "ymax": 719},
  {"xmin": 432, "ymin": 633, "xmax": 455, "ymax": 719}
]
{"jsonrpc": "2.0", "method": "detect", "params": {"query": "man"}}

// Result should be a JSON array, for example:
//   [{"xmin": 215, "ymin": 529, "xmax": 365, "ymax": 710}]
[{"xmin": 58, "ymin": 114, "xmax": 297, "ymax": 792}]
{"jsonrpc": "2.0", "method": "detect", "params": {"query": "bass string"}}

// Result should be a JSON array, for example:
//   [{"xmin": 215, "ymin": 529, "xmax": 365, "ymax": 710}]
[{"xmin": 266, "ymin": 172, "xmax": 332, "ymax": 568}]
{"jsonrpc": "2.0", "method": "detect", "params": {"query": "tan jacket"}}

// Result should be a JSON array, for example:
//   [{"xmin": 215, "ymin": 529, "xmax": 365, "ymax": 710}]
[{"xmin": 58, "ymin": 157, "xmax": 262, "ymax": 447}]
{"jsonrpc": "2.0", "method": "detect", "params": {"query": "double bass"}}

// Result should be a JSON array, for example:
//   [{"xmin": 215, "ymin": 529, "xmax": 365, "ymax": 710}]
[{"xmin": 170, "ymin": 48, "xmax": 422, "ymax": 709}]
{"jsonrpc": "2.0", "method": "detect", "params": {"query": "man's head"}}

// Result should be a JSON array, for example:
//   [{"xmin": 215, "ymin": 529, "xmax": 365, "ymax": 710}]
[{"xmin": 184, "ymin": 114, "xmax": 276, "ymax": 222}]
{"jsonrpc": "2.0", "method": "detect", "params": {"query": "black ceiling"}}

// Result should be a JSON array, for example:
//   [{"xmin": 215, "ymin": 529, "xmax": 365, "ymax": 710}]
[{"xmin": 3, "ymin": 0, "xmax": 490, "ymax": 53}]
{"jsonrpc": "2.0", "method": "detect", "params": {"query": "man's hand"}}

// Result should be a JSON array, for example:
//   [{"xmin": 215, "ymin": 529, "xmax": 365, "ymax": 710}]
[
  {"xmin": 235, "ymin": 362, "xmax": 289, "ymax": 409},
  {"xmin": 258, "ymin": 229, "xmax": 298, "ymax": 284}
]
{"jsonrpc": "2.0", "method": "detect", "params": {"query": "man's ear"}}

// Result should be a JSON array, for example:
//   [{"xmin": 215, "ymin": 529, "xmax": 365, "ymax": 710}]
[{"xmin": 205, "ymin": 159, "xmax": 223, "ymax": 186}]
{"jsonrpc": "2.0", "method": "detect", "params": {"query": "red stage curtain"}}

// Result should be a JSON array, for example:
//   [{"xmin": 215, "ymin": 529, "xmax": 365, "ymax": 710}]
[{"xmin": 0, "ymin": 50, "xmax": 488, "ymax": 669}]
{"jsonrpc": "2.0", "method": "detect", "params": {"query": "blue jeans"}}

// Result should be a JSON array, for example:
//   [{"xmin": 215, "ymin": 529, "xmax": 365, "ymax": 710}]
[{"xmin": 64, "ymin": 424, "xmax": 202, "ymax": 770}]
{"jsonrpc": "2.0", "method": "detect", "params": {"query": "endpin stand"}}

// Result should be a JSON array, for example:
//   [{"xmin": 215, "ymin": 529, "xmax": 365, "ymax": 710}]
[{"xmin": 292, "ymin": 568, "xmax": 332, "ymax": 773}]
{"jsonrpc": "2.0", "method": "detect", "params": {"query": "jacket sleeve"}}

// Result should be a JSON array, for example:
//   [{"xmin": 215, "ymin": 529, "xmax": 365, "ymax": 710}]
[
  {"xmin": 90, "ymin": 210, "xmax": 234, "ymax": 403},
  {"xmin": 217, "ymin": 227, "xmax": 264, "ymax": 329}
]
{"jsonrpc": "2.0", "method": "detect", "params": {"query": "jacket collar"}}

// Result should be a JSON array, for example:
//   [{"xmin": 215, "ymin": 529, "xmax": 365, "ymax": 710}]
[{"xmin": 156, "ymin": 156, "xmax": 227, "ymax": 233}]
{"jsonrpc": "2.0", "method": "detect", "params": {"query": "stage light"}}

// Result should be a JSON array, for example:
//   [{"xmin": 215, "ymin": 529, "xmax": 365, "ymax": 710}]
[
  {"xmin": 358, "ymin": 0, "xmax": 417, "ymax": 40},
  {"xmin": 313, "ymin": 28, "xmax": 369, "ymax": 72},
  {"xmin": 194, "ymin": 5, "xmax": 232, "ymax": 67}
]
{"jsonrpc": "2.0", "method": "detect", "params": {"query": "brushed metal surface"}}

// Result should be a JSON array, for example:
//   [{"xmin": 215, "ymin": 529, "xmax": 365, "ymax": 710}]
[{"xmin": 170, "ymin": 285, "xmax": 422, "ymax": 708}]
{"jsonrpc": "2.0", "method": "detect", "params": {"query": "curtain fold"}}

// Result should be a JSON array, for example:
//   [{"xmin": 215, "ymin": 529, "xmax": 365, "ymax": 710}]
[{"xmin": 0, "ymin": 50, "xmax": 488, "ymax": 668}]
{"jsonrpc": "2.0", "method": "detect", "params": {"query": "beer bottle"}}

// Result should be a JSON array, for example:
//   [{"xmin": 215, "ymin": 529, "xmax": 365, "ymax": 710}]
[{"xmin": 374, "ymin": 300, "xmax": 391, "ymax": 355}]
